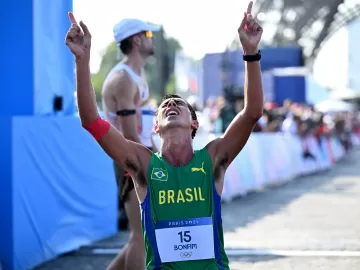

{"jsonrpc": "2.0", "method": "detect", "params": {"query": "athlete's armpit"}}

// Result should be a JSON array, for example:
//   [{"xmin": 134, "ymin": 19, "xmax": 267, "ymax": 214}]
[
  {"xmin": 98, "ymin": 125, "xmax": 151, "ymax": 178},
  {"xmin": 213, "ymin": 152, "xmax": 229, "ymax": 182},
  {"xmin": 126, "ymin": 159, "xmax": 147, "ymax": 187}
]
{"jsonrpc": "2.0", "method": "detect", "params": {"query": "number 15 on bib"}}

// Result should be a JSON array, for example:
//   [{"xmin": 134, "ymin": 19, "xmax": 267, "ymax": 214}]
[{"xmin": 155, "ymin": 217, "xmax": 215, "ymax": 262}]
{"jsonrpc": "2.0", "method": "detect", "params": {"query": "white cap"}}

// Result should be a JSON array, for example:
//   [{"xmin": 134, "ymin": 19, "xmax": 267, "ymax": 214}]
[{"xmin": 113, "ymin": 19, "xmax": 160, "ymax": 44}]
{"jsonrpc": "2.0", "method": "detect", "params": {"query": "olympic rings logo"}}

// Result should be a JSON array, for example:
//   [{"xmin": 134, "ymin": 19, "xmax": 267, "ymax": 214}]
[{"xmin": 180, "ymin": 252, "xmax": 192, "ymax": 258}]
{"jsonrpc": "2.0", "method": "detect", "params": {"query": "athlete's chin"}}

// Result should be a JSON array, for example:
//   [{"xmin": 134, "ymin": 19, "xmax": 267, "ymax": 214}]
[
  {"xmin": 164, "ymin": 119, "xmax": 180, "ymax": 127},
  {"xmin": 162, "ymin": 121, "xmax": 192, "ymax": 133},
  {"xmin": 141, "ymin": 49, "xmax": 154, "ymax": 58},
  {"xmin": 160, "ymin": 117, "xmax": 176, "ymax": 125}
]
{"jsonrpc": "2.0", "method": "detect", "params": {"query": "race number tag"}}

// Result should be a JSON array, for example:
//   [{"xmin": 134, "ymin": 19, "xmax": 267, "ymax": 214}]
[{"xmin": 155, "ymin": 217, "xmax": 215, "ymax": 263}]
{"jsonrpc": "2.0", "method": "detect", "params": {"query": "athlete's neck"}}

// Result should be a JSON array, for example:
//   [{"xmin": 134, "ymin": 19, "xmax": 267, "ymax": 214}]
[
  {"xmin": 160, "ymin": 129, "xmax": 193, "ymax": 167},
  {"xmin": 122, "ymin": 54, "xmax": 148, "ymax": 76}
]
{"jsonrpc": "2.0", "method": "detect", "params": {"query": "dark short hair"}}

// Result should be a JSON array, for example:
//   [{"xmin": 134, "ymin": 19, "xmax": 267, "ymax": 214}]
[
  {"xmin": 119, "ymin": 37, "xmax": 133, "ymax": 55},
  {"xmin": 159, "ymin": 94, "xmax": 198, "ymax": 139}
]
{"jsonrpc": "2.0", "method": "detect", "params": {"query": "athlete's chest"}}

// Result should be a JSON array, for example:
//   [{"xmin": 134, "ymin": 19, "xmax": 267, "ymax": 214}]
[
  {"xmin": 148, "ymin": 166, "xmax": 216, "ymax": 265},
  {"xmin": 136, "ymin": 79, "xmax": 150, "ymax": 102},
  {"xmin": 149, "ymin": 165, "xmax": 212, "ymax": 210}
]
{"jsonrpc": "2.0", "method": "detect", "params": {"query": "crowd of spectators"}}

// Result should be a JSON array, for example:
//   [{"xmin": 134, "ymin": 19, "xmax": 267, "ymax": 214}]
[{"xmin": 185, "ymin": 96, "xmax": 360, "ymax": 152}]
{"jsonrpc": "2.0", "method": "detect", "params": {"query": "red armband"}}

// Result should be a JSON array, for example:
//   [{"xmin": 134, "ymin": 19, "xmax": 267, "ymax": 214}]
[{"xmin": 83, "ymin": 116, "xmax": 110, "ymax": 141}]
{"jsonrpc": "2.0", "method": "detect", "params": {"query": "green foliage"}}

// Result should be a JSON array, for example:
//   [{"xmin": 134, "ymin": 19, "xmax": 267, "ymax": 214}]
[
  {"xmin": 92, "ymin": 42, "xmax": 118, "ymax": 102},
  {"xmin": 165, "ymin": 73, "xmax": 176, "ymax": 95}
]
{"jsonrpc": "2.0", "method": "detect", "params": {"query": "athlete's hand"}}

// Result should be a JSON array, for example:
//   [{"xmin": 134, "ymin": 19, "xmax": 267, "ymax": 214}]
[
  {"xmin": 238, "ymin": 1, "xmax": 263, "ymax": 54},
  {"xmin": 65, "ymin": 12, "xmax": 91, "ymax": 60}
]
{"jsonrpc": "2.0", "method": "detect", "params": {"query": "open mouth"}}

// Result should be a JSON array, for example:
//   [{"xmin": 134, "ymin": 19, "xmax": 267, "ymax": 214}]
[{"xmin": 166, "ymin": 110, "xmax": 179, "ymax": 117}]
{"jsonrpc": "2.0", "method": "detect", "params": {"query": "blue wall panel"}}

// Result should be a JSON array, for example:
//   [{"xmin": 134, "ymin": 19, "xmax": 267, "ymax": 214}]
[
  {"xmin": 273, "ymin": 75, "xmax": 306, "ymax": 104},
  {"xmin": 0, "ymin": 118, "xmax": 13, "ymax": 270},
  {"xmin": 202, "ymin": 47, "xmax": 303, "ymax": 102},
  {"xmin": 33, "ymin": 0, "xmax": 76, "ymax": 115},
  {"xmin": 0, "ymin": 0, "xmax": 34, "ymax": 116}
]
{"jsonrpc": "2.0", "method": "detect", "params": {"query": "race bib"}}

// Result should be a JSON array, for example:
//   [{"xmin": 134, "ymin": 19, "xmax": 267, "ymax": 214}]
[{"xmin": 155, "ymin": 217, "xmax": 215, "ymax": 263}]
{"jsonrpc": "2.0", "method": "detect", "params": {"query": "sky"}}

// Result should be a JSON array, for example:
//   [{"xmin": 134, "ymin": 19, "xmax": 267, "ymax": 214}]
[{"xmin": 73, "ymin": 0, "xmax": 353, "ymax": 90}]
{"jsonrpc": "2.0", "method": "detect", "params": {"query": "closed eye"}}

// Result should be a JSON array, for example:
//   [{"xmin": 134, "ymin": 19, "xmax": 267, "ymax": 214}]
[
  {"xmin": 176, "ymin": 100, "xmax": 186, "ymax": 106},
  {"xmin": 161, "ymin": 99, "xmax": 186, "ymax": 108}
]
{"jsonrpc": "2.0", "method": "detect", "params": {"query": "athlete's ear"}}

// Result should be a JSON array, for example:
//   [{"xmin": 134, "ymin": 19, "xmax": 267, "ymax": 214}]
[
  {"xmin": 191, "ymin": 120, "xmax": 199, "ymax": 130},
  {"xmin": 132, "ymin": 35, "xmax": 141, "ymax": 46},
  {"xmin": 153, "ymin": 124, "xmax": 160, "ymax": 134}
]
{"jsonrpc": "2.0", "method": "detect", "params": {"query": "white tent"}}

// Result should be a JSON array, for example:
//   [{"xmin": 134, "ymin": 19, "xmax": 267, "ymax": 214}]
[{"xmin": 315, "ymin": 99, "xmax": 355, "ymax": 113}]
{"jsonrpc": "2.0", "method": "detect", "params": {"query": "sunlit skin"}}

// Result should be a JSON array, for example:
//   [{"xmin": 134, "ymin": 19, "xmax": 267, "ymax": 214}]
[
  {"xmin": 154, "ymin": 98, "xmax": 199, "ymax": 166},
  {"xmin": 155, "ymin": 98, "xmax": 198, "ymax": 136}
]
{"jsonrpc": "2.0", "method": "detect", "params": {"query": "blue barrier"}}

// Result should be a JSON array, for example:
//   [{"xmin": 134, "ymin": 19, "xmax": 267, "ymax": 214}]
[{"xmin": 1, "ymin": 117, "xmax": 116, "ymax": 270}]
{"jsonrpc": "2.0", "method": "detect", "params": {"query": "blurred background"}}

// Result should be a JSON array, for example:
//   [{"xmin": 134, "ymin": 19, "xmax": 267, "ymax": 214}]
[
  {"xmin": 1, "ymin": 0, "xmax": 360, "ymax": 269},
  {"xmin": 78, "ymin": 0, "xmax": 360, "ymax": 142}
]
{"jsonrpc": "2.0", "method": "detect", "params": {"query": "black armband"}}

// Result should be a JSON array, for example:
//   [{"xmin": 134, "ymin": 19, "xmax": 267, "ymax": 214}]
[
  {"xmin": 243, "ymin": 50, "xmax": 261, "ymax": 62},
  {"xmin": 116, "ymin": 109, "xmax": 136, "ymax": 116}
]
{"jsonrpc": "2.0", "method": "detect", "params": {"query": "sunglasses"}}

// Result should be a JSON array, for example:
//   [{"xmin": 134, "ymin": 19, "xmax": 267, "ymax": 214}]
[{"xmin": 145, "ymin": 31, "xmax": 153, "ymax": 38}]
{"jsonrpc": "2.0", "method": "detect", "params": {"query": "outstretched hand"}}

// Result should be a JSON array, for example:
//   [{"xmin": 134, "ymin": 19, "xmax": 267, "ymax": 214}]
[
  {"xmin": 238, "ymin": 1, "xmax": 263, "ymax": 54},
  {"xmin": 65, "ymin": 12, "xmax": 92, "ymax": 59}
]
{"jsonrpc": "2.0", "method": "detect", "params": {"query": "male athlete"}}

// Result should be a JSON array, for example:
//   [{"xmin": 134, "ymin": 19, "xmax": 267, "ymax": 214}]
[
  {"xmin": 102, "ymin": 19, "xmax": 159, "ymax": 269},
  {"xmin": 65, "ymin": 2, "xmax": 263, "ymax": 269}
]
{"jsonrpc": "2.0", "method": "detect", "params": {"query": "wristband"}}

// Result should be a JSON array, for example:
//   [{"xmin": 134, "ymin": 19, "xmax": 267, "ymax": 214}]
[
  {"xmin": 83, "ymin": 116, "xmax": 110, "ymax": 141},
  {"xmin": 243, "ymin": 50, "xmax": 261, "ymax": 62}
]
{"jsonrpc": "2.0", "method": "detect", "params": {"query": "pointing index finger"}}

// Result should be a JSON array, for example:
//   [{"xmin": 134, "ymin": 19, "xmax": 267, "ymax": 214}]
[
  {"xmin": 68, "ymin": 12, "xmax": 77, "ymax": 24},
  {"xmin": 247, "ymin": 1, "xmax": 253, "ymax": 14}
]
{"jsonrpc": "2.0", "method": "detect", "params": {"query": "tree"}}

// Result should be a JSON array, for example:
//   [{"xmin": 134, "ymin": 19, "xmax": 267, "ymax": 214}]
[
  {"xmin": 165, "ymin": 73, "xmax": 176, "ymax": 95},
  {"xmin": 92, "ymin": 42, "xmax": 118, "ymax": 103},
  {"xmin": 91, "ymin": 27, "xmax": 182, "ymax": 104}
]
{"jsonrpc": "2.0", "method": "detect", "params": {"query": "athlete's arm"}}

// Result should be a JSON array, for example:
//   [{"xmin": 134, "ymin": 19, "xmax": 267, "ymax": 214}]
[
  {"xmin": 207, "ymin": 3, "xmax": 263, "ymax": 169},
  {"xmin": 109, "ymin": 72, "xmax": 142, "ymax": 143},
  {"xmin": 207, "ymin": 60, "xmax": 263, "ymax": 168},
  {"xmin": 75, "ymin": 58, "xmax": 150, "ymax": 175}
]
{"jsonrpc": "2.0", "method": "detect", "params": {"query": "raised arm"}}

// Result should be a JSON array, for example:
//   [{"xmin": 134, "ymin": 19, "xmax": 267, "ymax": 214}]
[
  {"xmin": 208, "ymin": 2, "xmax": 264, "ymax": 167},
  {"xmin": 65, "ymin": 12, "xmax": 149, "ymax": 175}
]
